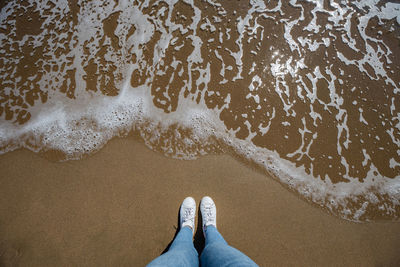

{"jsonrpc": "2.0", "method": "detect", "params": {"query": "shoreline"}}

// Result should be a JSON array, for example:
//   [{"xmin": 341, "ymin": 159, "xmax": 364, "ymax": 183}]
[{"xmin": 0, "ymin": 137, "xmax": 400, "ymax": 266}]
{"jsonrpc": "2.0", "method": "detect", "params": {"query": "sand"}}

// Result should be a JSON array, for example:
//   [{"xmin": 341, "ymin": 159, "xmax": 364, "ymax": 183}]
[{"xmin": 0, "ymin": 137, "xmax": 400, "ymax": 266}]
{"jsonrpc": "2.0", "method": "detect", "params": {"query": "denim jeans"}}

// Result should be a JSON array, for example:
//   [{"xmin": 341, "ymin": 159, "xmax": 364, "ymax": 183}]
[{"xmin": 147, "ymin": 226, "xmax": 258, "ymax": 267}]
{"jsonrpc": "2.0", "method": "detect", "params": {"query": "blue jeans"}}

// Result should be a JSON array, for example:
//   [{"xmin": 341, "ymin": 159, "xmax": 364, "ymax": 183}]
[{"xmin": 147, "ymin": 226, "xmax": 258, "ymax": 267}]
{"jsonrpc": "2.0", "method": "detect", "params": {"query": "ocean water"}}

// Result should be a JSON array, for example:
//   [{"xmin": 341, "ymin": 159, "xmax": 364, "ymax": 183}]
[{"xmin": 0, "ymin": 0, "xmax": 399, "ymax": 221}]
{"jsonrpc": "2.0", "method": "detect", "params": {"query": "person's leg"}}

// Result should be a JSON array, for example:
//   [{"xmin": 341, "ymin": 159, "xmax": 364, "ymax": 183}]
[
  {"xmin": 147, "ymin": 197, "xmax": 199, "ymax": 267},
  {"xmin": 147, "ymin": 226, "xmax": 198, "ymax": 267},
  {"xmin": 200, "ymin": 225, "xmax": 258, "ymax": 267},
  {"xmin": 199, "ymin": 196, "xmax": 258, "ymax": 267}
]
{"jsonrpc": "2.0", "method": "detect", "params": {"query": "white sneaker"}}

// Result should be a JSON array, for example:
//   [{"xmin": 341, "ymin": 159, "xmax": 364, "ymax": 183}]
[
  {"xmin": 200, "ymin": 196, "xmax": 217, "ymax": 234},
  {"xmin": 179, "ymin": 197, "xmax": 196, "ymax": 235}
]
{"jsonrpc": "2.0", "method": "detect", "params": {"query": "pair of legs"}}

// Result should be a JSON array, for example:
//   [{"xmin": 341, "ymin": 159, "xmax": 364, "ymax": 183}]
[{"xmin": 147, "ymin": 197, "xmax": 258, "ymax": 267}]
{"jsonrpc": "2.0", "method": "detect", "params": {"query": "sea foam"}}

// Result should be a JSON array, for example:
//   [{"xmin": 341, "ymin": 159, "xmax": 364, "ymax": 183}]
[{"xmin": 0, "ymin": 0, "xmax": 400, "ymax": 221}]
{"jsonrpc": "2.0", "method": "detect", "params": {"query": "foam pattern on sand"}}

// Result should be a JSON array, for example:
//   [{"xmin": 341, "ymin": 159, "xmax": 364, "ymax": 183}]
[{"xmin": 1, "ymin": 0, "xmax": 400, "ymax": 221}]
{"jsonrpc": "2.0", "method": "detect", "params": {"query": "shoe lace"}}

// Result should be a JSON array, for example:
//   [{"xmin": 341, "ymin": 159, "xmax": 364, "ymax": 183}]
[
  {"xmin": 203, "ymin": 204, "xmax": 215, "ymax": 223},
  {"xmin": 182, "ymin": 207, "xmax": 195, "ymax": 223}
]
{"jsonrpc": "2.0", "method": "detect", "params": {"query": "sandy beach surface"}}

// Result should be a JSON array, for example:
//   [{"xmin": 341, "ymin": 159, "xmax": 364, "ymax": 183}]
[{"xmin": 0, "ymin": 137, "xmax": 399, "ymax": 266}]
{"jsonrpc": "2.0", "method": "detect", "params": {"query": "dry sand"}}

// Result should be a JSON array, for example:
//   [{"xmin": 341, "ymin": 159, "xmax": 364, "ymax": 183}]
[{"xmin": 0, "ymin": 137, "xmax": 400, "ymax": 266}]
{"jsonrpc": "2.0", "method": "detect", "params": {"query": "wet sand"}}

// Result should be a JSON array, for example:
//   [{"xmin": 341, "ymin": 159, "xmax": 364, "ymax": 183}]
[{"xmin": 0, "ymin": 138, "xmax": 399, "ymax": 266}]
